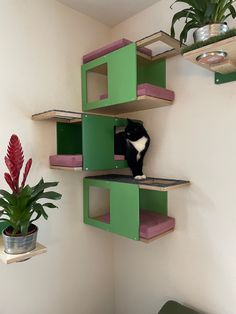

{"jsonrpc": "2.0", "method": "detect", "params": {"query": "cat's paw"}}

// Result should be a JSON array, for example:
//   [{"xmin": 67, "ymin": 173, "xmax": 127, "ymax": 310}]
[{"xmin": 134, "ymin": 175, "xmax": 146, "ymax": 180}]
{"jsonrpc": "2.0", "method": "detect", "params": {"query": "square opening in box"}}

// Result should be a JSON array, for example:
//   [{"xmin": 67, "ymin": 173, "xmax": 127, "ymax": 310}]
[
  {"xmin": 86, "ymin": 63, "xmax": 108, "ymax": 103},
  {"xmin": 57, "ymin": 122, "xmax": 82, "ymax": 155},
  {"xmin": 114, "ymin": 126, "xmax": 126, "ymax": 157},
  {"xmin": 89, "ymin": 186, "xmax": 110, "ymax": 224}
]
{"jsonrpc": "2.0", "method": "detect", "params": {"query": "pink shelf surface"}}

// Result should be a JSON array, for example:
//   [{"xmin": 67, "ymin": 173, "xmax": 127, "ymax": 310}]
[
  {"xmin": 83, "ymin": 38, "xmax": 152, "ymax": 64},
  {"xmin": 49, "ymin": 154, "xmax": 125, "ymax": 168},
  {"xmin": 100, "ymin": 83, "xmax": 175, "ymax": 102},
  {"xmin": 95, "ymin": 209, "xmax": 175, "ymax": 240}
]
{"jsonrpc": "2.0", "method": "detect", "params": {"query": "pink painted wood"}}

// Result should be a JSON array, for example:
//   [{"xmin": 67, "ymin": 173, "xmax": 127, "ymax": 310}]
[
  {"xmin": 49, "ymin": 154, "xmax": 125, "ymax": 168},
  {"xmin": 96, "ymin": 210, "xmax": 175, "ymax": 240},
  {"xmin": 100, "ymin": 83, "xmax": 175, "ymax": 101},
  {"xmin": 83, "ymin": 38, "xmax": 152, "ymax": 64}
]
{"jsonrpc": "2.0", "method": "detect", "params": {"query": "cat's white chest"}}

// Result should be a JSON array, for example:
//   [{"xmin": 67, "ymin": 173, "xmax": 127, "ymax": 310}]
[{"xmin": 129, "ymin": 136, "xmax": 148, "ymax": 161}]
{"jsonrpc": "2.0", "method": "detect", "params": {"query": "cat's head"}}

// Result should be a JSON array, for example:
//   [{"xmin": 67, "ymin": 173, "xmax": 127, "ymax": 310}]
[{"xmin": 125, "ymin": 119, "xmax": 146, "ymax": 141}]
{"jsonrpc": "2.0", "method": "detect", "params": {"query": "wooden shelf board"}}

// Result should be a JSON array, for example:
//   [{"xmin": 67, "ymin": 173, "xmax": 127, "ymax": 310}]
[
  {"xmin": 139, "ymin": 181, "xmax": 190, "ymax": 192},
  {"xmin": 136, "ymin": 31, "xmax": 182, "ymax": 61},
  {"xmin": 50, "ymin": 165, "xmax": 83, "ymax": 171},
  {"xmin": 183, "ymin": 35, "xmax": 236, "ymax": 74},
  {"xmin": 140, "ymin": 228, "xmax": 174, "ymax": 243},
  {"xmin": 0, "ymin": 239, "xmax": 47, "ymax": 264},
  {"xmin": 32, "ymin": 110, "xmax": 82, "ymax": 123},
  {"xmin": 86, "ymin": 174, "xmax": 190, "ymax": 192},
  {"xmin": 87, "ymin": 95, "xmax": 173, "ymax": 115}
]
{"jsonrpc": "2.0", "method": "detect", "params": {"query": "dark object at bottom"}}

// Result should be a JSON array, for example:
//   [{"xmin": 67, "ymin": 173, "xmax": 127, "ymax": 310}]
[{"xmin": 159, "ymin": 301, "xmax": 202, "ymax": 314}]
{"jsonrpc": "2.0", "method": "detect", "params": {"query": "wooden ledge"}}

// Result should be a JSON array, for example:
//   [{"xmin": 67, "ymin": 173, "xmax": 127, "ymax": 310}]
[
  {"xmin": 32, "ymin": 110, "xmax": 82, "ymax": 123},
  {"xmin": 50, "ymin": 165, "xmax": 83, "ymax": 171},
  {"xmin": 85, "ymin": 175, "xmax": 190, "ymax": 192},
  {"xmin": 183, "ymin": 35, "xmax": 236, "ymax": 74},
  {"xmin": 140, "ymin": 229, "xmax": 175, "ymax": 243},
  {"xmin": 0, "ymin": 238, "xmax": 47, "ymax": 264}
]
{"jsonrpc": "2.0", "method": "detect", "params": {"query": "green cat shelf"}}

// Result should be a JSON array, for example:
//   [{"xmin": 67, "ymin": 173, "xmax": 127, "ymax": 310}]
[
  {"xmin": 32, "ymin": 110, "xmax": 129, "ymax": 171},
  {"xmin": 82, "ymin": 31, "xmax": 181, "ymax": 114},
  {"xmin": 84, "ymin": 174, "xmax": 190, "ymax": 243}
]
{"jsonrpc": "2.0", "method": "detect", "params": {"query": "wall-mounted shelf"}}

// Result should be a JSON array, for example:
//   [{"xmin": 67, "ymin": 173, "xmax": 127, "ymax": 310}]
[
  {"xmin": 89, "ymin": 94, "xmax": 173, "ymax": 115},
  {"xmin": 136, "ymin": 30, "xmax": 182, "ymax": 61},
  {"xmin": 82, "ymin": 31, "xmax": 180, "ymax": 114},
  {"xmin": 0, "ymin": 238, "xmax": 47, "ymax": 264},
  {"xmin": 32, "ymin": 109, "xmax": 82, "ymax": 123},
  {"xmin": 183, "ymin": 35, "xmax": 236, "ymax": 75},
  {"xmin": 84, "ymin": 174, "xmax": 190, "ymax": 243},
  {"xmin": 32, "ymin": 110, "xmax": 128, "ymax": 171}
]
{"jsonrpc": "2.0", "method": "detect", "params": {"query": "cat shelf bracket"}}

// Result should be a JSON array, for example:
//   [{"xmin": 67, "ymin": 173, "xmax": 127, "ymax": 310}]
[{"xmin": 215, "ymin": 71, "xmax": 236, "ymax": 84}]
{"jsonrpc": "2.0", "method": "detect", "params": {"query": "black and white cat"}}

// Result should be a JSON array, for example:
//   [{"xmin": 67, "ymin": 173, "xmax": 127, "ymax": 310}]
[{"xmin": 115, "ymin": 119, "xmax": 150, "ymax": 180}]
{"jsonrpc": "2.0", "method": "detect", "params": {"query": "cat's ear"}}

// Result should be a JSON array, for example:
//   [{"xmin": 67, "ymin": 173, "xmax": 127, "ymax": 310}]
[{"xmin": 127, "ymin": 118, "xmax": 133, "ymax": 124}]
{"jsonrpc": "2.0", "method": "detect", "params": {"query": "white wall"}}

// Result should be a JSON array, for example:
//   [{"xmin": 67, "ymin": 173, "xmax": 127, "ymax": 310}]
[
  {"xmin": 111, "ymin": 1, "xmax": 236, "ymax": 314},
  {"xmin": 0, "ymin": 1, "xmax": 114, "ymax": 314}
]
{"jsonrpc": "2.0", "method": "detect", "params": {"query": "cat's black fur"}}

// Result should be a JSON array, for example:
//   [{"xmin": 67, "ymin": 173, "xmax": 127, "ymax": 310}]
[{"xmin": 115, "ymin": 119, "xmax": 150, "ymax": 179}]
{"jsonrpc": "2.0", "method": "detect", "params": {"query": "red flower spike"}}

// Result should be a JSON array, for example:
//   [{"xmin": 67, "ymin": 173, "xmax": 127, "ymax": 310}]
[
  {"xmin": 21, "ymin": 158, "xmax": 32, "ymax": 188},
  {"xmin": 5, "ymin": 135, "xmax": 24, "ymax": 193},
  {"xmin": 4, "ymin": 173, "xmax": 16, "ymax": 193}
]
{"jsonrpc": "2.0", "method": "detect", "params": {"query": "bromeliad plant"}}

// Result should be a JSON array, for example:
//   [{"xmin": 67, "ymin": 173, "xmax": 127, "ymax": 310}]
[
  {"xmin": 0, "ymin": 134, "xmax": 62, "ymax": 236},
  {"xmin": 170, "ymin": 0, "xmax": 236, "ymax": 44}
]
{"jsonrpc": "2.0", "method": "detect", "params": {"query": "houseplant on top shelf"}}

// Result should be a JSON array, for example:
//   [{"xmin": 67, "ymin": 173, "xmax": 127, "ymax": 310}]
[
  {"xmin": 0, "ymin": 134, "xmax": 62, "ymax": 254},
  {"xmin": 170, "ymin": 0, "xmax": 236, "ymax": 45}
]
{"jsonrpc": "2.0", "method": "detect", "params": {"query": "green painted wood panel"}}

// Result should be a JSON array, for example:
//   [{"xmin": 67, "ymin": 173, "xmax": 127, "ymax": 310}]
[
  {"xmin": 82, "ymin": 43, "xmax": 137, "ymax": 111},
  {"xmin": 140, "ymin": 189, "xmax": 167, "ymax": 215},
  {"xmin": 57, "ymin": 122, "xmax": 82, "ymax": 155},
  {"xmin": 137, "ymin": 59, "xmax": 166, "ymax": 88},
  {"xmin": 82, "ymin": 114, "xmax": 127, "ymax": 171},
  {"xmin": 215, "ymin": 71, "xmax": 236, "ymax": 84},
  {"xmin": 84, "ymin": 178, "xmax": 140, "ymax": 240},
  {"xmin": 110, "ymin": 181, "xmax": 139, "ymax": 240}
]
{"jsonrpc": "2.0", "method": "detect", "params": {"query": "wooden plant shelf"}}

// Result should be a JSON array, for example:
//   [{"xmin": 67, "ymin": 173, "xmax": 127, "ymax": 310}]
[
  {"xmin": 32, "ymin": 109, "xmax": 82, "ymax": 123},
  {"xmin": 183, "ymin": 35, "xmax": 236, "ymax": 74},
  {"xmin": 87, "ymin": 95, "xmax": 173, "ymax": 115},
  {"xmin": 0, "ymin": 238, "xmax": 47, "ymax": 264}
]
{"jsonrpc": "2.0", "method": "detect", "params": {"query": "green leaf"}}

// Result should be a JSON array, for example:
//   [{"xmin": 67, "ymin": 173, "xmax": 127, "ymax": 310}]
[
  {"xmin": 20, "ymin": 221, "xmax": 31, "ymax": 235},
  {"xmin": 43, "ymin": 203, "xmax": 58, "ymax": 208},
  {"xmin": 33, "ymin": 203, "xmax": 48, "ymax": 220},
  {"xmin": 31, "ymin": 179, "xmax": 59, "ymax": 198},
  {"xmin": 171, "ymin": 9, "xmax": 199, "ymax": 37},
  {"xmin": 0, "ymin": 190, "xmax": 16, "ymax": 204},
  {"xmin": 36, "ymin": 191, "xmax": 62, "ymax": 201}
]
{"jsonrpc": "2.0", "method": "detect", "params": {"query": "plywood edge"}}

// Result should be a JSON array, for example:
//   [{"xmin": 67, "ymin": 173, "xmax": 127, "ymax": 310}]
[
  {"xmin": 140, "ymin": 228, "xmax": 174, "ymax": 243},
  {"xmin": 32, "ymin": 110, "xmax": 82, "ymax": 122},
  {"xmin": 137, "ymin": 95, "xmax": 173, "ymax": 104},
  {"xmin": 0, "ymin": 240, "xmax": 47, "ymax": 264},
  {"xmin": 50, "ymin": 166, "xmax": 83, "ymax": 171},
  {"xmin": 86, "ymin": 95, "xmax": 173, "ymax": 115},
  {"xmin": 211, "ymin": 59, "xmax": 236, "ymax": 74},
  {"xmin": 138, "ymin": 181, "xmax": 190, "ymax": 192}
]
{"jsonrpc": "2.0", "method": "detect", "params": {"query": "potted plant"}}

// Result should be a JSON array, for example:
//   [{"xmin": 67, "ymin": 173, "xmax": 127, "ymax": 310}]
[
  {"xmin": 170, "ymin": 0, "xmax": 236, "ymax": 45},
  {"xmin": 0, "ymin": 134, "xmax": 62, "ymax": 254}
]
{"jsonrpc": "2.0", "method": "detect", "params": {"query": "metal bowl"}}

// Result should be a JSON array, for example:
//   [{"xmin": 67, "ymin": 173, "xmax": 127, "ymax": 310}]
[{"xmin": 196, "ymin": 51, "xmax": 227, "ymax": 65}]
